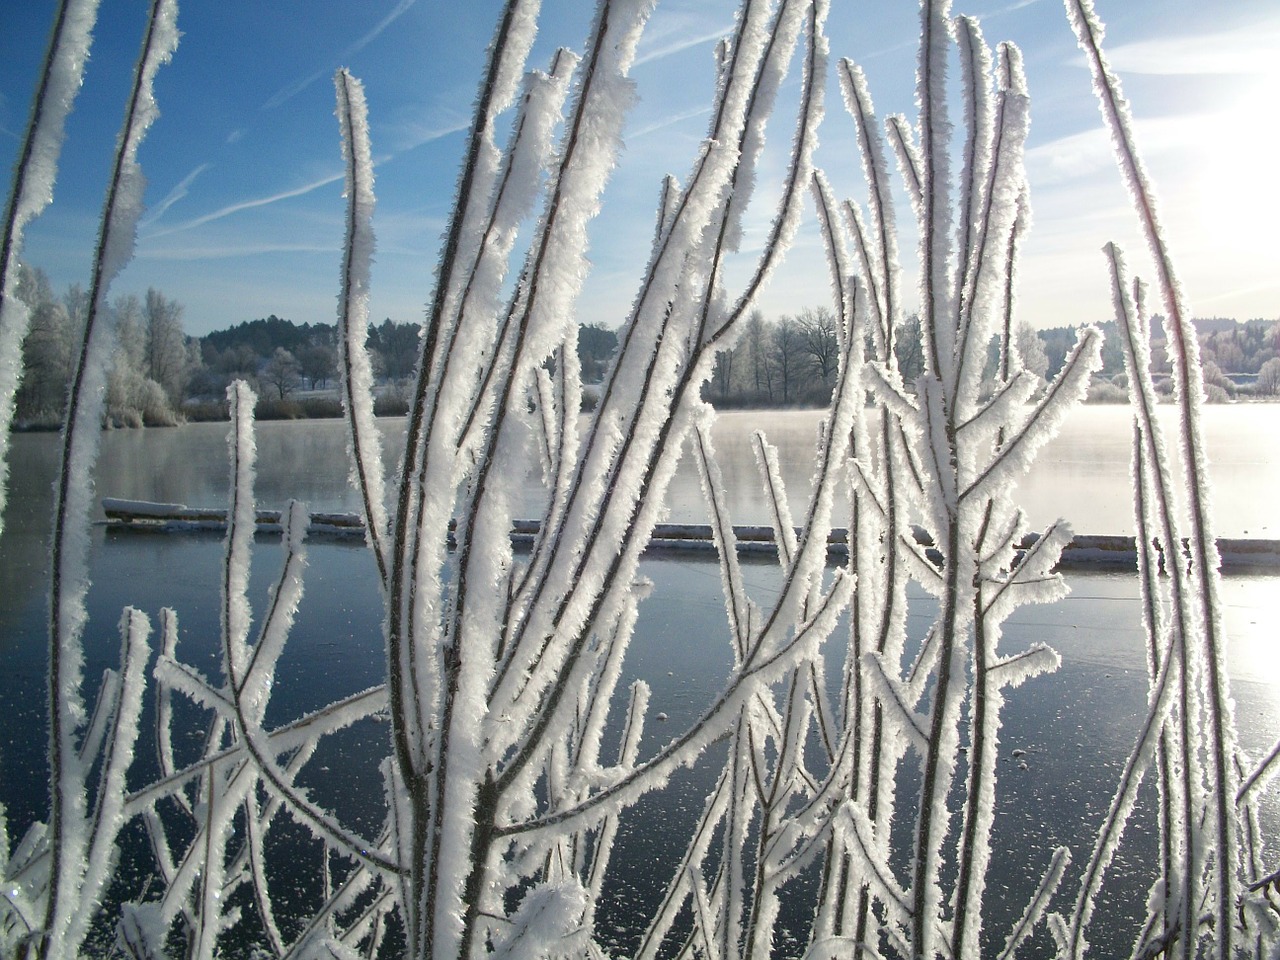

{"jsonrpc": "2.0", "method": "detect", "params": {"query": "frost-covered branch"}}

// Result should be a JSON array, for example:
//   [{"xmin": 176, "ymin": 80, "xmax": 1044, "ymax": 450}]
[
  {"xmin": 334, "ymin": 69, "xmax": 389, "ymax": 586},
  {"xmin": 39, "ymin": 4, "xmax": 177, "ymax": 956},
  {"xmin": 0, "ymin": 0, "xmax": 100, "ymax": 539}
]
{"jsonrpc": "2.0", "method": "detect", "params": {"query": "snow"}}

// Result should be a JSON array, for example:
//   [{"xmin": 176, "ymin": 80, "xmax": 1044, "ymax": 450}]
[
  {"xmin": 491, "ymin": 880, "xmax": 589, "ymax": 959},
  {"xmin": 719, "ymin": 0, "xmax": 809, "ymax": 254}
]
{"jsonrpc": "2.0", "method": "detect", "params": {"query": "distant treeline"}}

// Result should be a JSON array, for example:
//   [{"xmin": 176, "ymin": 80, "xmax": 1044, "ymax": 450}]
[
  {"xmin": 192, "ymin": 315, "xmax": 424, "ymax": 409},
  {"xmin": 1039, "ymin": 317, "xmax": 1280, "ymax": 402},
  {"xmin": 9, "ymin": 264, "xmax": 622, "ymax": 427},
  {"xmin": 705, "ymin": 307, "xmax": 845, "ymax": 407},
  {"xmin": 193, "ymin": 317, "xmax": 619, "ymax": 417},
  {"xmin": 10, "ymin": 260, "xmax": 1278, "ymax": 429},
  {"xmin": 703, "ymin": 311, "xmax": 1280, "ymax": 408}
]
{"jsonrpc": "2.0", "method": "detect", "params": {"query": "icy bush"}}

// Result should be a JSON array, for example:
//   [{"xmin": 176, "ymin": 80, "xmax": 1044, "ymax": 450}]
[
  {"xmin": 1084, "ymin": 379, "xmax": 1128, "ymax": 404},
  {"xmin": 0, "ymin": 0, "xmax": 1270, "ymax": 958}
]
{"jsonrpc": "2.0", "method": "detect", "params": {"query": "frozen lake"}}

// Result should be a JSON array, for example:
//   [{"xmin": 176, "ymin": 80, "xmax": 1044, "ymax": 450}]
[{"xmin": 1, "ymin": 403, "xmax": 1278, "ymax": 955}]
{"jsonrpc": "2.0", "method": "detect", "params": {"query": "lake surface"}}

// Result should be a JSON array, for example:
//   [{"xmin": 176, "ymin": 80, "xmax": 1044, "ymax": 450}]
[
  {"xmin": 11, "ymin": 401, "xmax": 1277, "ymax": 534},
  {"xmin": 1, "ymin": 404, "xmax": 1278, "ymax": 955}
]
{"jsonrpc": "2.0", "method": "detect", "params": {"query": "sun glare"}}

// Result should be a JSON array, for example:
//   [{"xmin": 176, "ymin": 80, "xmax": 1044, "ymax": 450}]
[
  {"xmin": 1224, "ymin": 578, "xmax": 1280, "ymax": 701},
  {"xmin": 1196, "ymin": 68, "xmax": 1280, "ymax": 259}
]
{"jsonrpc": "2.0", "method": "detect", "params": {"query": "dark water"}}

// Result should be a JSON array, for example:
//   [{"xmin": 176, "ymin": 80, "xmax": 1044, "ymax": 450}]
[{"xmin": 1, "ymin": 411, "xmax": 1278, "ymax": 956}]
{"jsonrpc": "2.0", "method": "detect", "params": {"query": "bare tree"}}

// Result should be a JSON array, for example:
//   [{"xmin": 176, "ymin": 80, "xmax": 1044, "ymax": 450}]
[
  {"xmin": 711, "ymin": 344, "xmax": 735, "ymax": 400},
  {"xmin": 297, "ymin": 337, "xmax": 338, "ymax": 389},
  {"xmin": 770, "ymin": 312, "xmax": 804, "ymax": 403},
  {"xmin": 798, "ymin": 304, "xmax": 839, "ymax": 389},
  {"xmin": 744, "ymin": 308, "xmax": 776, "ymax": 402},
  {"xmin": 262, "ymin": 346, "xmax": 301, "ymax": 400},
  {"xmin": 894, "ymin": 311, "xmax": 925, "ymax": 381},
  {"xmin": 1258, "ymin": 356, "xmax": 1280, "ymax": 395}
]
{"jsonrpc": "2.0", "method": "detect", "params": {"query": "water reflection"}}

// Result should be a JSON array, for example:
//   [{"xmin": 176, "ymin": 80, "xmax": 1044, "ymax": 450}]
[{"xmin": 16, "ymin": 404, "xmax": 1275, "ymax": 536}]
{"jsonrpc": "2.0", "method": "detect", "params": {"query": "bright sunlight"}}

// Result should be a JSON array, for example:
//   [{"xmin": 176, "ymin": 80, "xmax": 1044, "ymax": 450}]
[{"xmin": 1195, "ymin": 65, "xmax": 1280, "ymax": 270}]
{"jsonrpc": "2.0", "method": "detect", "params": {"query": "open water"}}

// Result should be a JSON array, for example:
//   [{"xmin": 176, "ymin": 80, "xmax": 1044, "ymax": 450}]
[{"xmin": 1, "ymin": 404, "xmax": 1277, "ymax": 955}]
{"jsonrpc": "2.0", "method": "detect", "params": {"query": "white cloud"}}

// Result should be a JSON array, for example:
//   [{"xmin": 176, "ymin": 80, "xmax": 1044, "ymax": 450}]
[
  {"xmin": 144, "ymin": 171, "xmax": 344, "ymax": 238},
  {"xmin": 261, "ymin": 0, "xmax": 420, "ymax": 110},
  {"xmin": 635, "ymin": 25, "xmax": 730, "ymax": 68},
  {"xmin": 1025, "ymin": 114, "xmax": 1205, "ymax": 185},
  {"xmin": 137, "ymin": 239, "xmax": 337, "ymax": 262},
  {"xmin": 141, "ymin": 163, "xmax": 212, "ymax": 227},
  {"xmin": 1106, "ymin": 21, "xmax": 1280, "ymax": 77}
]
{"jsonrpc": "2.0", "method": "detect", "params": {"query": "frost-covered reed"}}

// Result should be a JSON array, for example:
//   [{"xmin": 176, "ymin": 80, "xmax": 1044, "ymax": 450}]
[{"xmin": 0, "ymin": 0, "xmax": 1271, "ymax": 958}]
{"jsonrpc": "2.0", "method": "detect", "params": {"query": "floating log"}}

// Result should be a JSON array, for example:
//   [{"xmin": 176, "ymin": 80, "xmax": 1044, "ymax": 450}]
[
  {"xmin": 102, "ymin": 498, "xmax": 363, "ymax": 533},
  {"xmin": 101, "ymin": 498, "xmax": 1280, "ymax": 571}
]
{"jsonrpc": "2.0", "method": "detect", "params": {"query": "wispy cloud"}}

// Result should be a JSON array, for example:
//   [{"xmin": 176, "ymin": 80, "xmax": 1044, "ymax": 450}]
[
  {"xmin": 858, "ymin": 37, "xmax": 920, "ymax": 63},
  {"xmin": 635, "ymin": 25, "xmax": 731, "ymax": 67},
  {"xmin": 261, "ymin": 0, "xmax": 419, "ymax": 110},
  {"xmin": 972, "ymin": 0, "xmax": 1042, "ymax": 19},
  {"xmin": 1197, "ymin": 277, "xmax": 1280, "ymax": 306},
  {"xmin": 628, "ymin": 106, "xmax": 711, "ymax": 139},
  {"xmin": 137, "ymin": 239, "xmax": 337, "ymax": 262},
  {"xmin": 391, "ymin": 115, "xmax": 470, "ymax": 153},
  {"xmin": 1025, "ymin": 115, "xmax": 1202, "ymax": 185},
  {"xmin": 261, "ymin": 69, "xmax": 330, "ymax": 113},
  {"xmin": 1103, "ymin": 20, "xmax": 1280, "ymax": 76},
  {"xmin": 141, "ymin": 163, "xmax": 212, "ymax": 227},
  {"xmin": 144, "ymin": 171, "xmax": 344, "ymax": 238}
]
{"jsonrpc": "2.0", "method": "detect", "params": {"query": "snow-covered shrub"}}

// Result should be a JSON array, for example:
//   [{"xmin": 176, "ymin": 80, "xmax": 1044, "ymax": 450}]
[
  {"xmin": 1204, "ymin": 382, "xmax": 1230, "ymax": 404},
  {"xmin": 1256, "ymin": 356, "xmax": 1280, "ymax": 396},
  {"xmin": 105, "ymin": 364, "xmax": 182, "ymax": 427},
  {"xmin": 1085, "ymin": 379, "xmax": 1128, "ymax": 403},
  {"xmin": 1201, "ymin": 359, "xmax": 1235, "ymax": 400},
  {"xmin": 0, "ymin": 0, "xmax": 1271, "ymax": 958}
]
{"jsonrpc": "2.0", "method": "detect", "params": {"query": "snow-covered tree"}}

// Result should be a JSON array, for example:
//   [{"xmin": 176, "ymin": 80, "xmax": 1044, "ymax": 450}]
[
  {"xmin": 104, "ymin": 292, "xmax": 186, "ymax": 425},
  {"xmin": 1258, "ymin": 355, "xmax": 1280, "ymax": 395},
  {"xmin": 1015, "ymin": 320, "xmax": 1050, "ymax": 381},
  {"xmin": 12, "ymin": 266, "xmax": 75, "ymax": 423},
  {"xmin": 142, "ymin": 286, "xmax": 190, "ymax": 405},
  {"xmin": 262, "ymin": 345, "xmax": 302, "ymax": 400}
]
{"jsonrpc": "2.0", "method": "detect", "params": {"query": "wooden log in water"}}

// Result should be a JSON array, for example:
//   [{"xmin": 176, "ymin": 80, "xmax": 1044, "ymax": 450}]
[
  {"xmin": 102, "ymin": 498, "xmax": 364, "ymax": 533},
  {"xmin": 101, "ymin": 498, "xmax": 1280, "ymax": 570}
]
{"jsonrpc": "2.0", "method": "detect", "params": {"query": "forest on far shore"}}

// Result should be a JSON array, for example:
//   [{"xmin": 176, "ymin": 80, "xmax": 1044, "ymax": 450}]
[{"xmin": 11, "ymin": 261, "xmax": 1280, "ymax": 429}]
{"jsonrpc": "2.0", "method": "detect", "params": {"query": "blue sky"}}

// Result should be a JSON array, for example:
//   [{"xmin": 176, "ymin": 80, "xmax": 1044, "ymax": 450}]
[{"xmin": 2, "ymin": 0, "xmax": 1278, "ymax": 337}]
